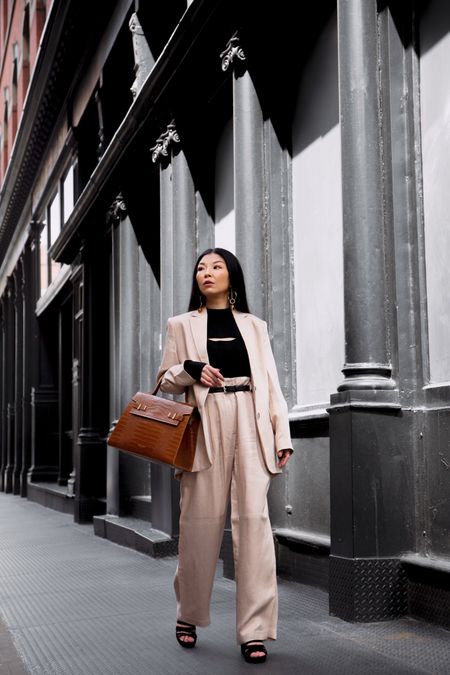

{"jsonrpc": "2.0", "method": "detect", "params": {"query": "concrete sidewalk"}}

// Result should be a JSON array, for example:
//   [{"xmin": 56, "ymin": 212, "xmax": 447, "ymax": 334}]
[{"xmin": 1, "ymin": 493, "xmax": 450, "ymax": 675}]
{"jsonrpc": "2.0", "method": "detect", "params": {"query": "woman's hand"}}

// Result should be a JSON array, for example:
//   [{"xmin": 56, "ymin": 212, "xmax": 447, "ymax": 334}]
[
  {"xmin": 200, "ymin": 365, "xmax": 225, "ymax": 388},
  {"xmin": 277, "ymin": 449, "xmax": 293, "ymax": 469}
]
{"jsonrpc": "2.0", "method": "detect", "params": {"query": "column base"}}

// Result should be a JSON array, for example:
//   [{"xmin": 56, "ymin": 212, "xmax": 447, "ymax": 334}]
[
  {"xmin": 27, "ymin": 480, "xmax": 75, "ymax": 515},
  {"xmin": 329, "ymin": 555, "xmax": 408, "ymax": 621},
  {"xmin": 329, "ymin": 388, "xmax": 401, "ymax": 411},
  {"xmin": 12, "ymin": 469, "xmax": 22, "ymax": 495},
  {"xmin": 74, "ymin": 496, "xmax": 106, "ymax": 524},
  {"xmin": 3, "ymin": 465, "xmax": 13, "ymax": 493},
  {"xmin": 93, "ymin": 514, "xmax": 178, "ymax": 557},
  {"xmin": 337, "ymin": 364, "xmax": 397, "ymax": 394},
  {"xmin": 28, "ymin": 465, "xmax": 59, "ymax": 482}
]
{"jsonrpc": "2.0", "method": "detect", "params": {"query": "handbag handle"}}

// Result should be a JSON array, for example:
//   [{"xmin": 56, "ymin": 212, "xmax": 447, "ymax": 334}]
[
  {"xmin": 152, "ymin": 378, "xmax": 163, "ymax": 396},
  {"xmin": 152, "ymin": 374, "xmax": 190, "ymax": 397}
]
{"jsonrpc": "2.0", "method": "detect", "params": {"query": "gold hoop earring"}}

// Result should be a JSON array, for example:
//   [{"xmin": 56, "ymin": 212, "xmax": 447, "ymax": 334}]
[
  {"xmin": 228, "ymin": 288, "xmax": 237, "ymax": 310},
  {"xmin": 198, "ymin": 296, "xmax": 203, "ymax": 313}
]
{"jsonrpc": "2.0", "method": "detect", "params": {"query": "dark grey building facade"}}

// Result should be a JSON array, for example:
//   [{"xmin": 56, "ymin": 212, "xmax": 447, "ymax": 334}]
[{"xmin": 1, "ymin": 0, "xmax": 450, "ymax": 629}]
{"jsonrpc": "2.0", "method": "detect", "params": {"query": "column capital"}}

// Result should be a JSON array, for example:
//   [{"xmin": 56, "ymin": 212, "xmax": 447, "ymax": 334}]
[
  {"xmin": 150, "ymin": 122, "xmax": 180, "ymax": 164},
  {"xmin": 28, "ymin": 220, "xmax": 43, "ymax": 252},
  {"xmin": 220, "ymin": 32, "xmax": 246, "ymax": 72},
  {"xmin": 106, "ymin": 193, "xmax": 128, "ymax": 227}
]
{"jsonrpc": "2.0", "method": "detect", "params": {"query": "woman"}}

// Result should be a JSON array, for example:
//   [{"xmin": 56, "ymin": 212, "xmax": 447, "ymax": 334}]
[{"xmin": 157, "ymin": 248, "xmax": 293, "ymax": 664}]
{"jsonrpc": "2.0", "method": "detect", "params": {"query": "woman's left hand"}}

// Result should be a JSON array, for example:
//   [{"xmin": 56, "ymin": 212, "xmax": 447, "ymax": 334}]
[{"xmin": 277, "ymin": 449, "xmax": 293, "ymax": 469}]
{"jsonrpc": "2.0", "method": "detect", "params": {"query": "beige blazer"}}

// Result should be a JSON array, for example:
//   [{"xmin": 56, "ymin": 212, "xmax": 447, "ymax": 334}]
[{"xmin": 156, "ymin": 310, "xmax": 293, "ymax": 474}]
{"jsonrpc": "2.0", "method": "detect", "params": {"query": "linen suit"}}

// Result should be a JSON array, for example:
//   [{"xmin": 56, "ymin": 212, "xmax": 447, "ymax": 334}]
[{"xmin": 157, "ymin": 309, "xmax": 292, "ymax": 644}]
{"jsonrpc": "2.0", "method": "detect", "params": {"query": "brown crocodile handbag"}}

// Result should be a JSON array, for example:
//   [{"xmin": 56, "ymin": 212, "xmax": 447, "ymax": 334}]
[{"xmin": 107, "ymin": 381, "xmax": 199, "ymax": 471}]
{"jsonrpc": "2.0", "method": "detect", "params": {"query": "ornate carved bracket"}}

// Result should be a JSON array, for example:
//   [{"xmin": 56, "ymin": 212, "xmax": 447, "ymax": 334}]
[
  {"xmin": 150, "ymin": 122, "xmax": 180, "ymax": 163},
  {"xmin": 220, "ymin": 33, "xmax": 246, "ymax": 72},
  {"xmin": 29, "ymin": 220, "xmax": 43, "ymax": 249},
  {"xmin": 106, "ymin": 193, "xmax": 127, "ymax": 227}
]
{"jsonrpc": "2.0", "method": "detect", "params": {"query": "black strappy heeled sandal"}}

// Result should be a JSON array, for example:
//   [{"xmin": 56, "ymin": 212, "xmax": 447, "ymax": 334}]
[
  {"xmin": 240, "ymin": 641, "xmax": 267, "ymax": 664},
  {"xmin": 175, "ymin": 621, "xmax": 197, "ymax": 649}
]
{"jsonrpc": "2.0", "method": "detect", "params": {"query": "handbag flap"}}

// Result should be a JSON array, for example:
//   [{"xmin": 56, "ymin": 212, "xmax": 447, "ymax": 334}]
[{"xmin": 129, "ymin": 392, "xmax": 194, "ymax": 427}]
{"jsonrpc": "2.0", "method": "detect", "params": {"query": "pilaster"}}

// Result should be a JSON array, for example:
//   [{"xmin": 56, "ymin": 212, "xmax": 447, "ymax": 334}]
[
  {"xmin": 107, "ymin": 195, "xmax": 141, "ymax": 517},
  {"xmin": 13, "ymin": 260, "xmax": 24, "ymax": 494},
  {"xmin": 21, "ymin": 230, "xmax": 39, "ymax": 495},
  {"xmin": 151, "ymin": 120, "xmax": 196, "ymax": 537},
  {"xmin": 4, "ymin": 276, "xmax": 16, "ymax": 493},
  {"xmin": 221, "ymin": 33, "xmax": 266, "ymax": 319},
  {"xmin": 27, "ymin": 222, "xmax": 59, "ymax": 485},
  {"xmin": 73, "ymin": 242, "xmax": 108, "ymax": 523},
  {"xmin": 0, "ymin": 297, "xmax": 5, "ymax": 492}
]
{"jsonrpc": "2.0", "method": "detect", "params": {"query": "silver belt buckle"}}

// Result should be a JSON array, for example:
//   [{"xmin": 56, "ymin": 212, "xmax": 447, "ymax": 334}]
[{"xmin": 223, "ymin": 385, "xmax": 229, "ymax": 393}]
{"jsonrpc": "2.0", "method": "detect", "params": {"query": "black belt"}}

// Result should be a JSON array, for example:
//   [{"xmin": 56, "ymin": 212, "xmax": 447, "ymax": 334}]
[{"xmin": 209, "ymin": 384, "xmax": 252, "ymax": 394}]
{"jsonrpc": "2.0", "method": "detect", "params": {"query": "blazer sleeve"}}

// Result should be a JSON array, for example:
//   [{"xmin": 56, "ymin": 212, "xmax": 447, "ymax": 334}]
[
  {"xmin": 262, "ymin": 322, "xmax": 293, "ymax": 453},
  {"xmin": 156, "ymin": 319, "xmax": 196, "ymax": 395}
]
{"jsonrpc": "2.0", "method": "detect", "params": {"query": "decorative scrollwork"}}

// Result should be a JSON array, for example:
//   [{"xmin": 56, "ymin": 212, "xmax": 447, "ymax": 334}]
[
  {"xmin": 106, "ymin": 193, "xmax": 127, "ymax": 226},
  {"xmin": 220, "ymin": 34, "xmax": 246, "ymax": 72},
  {"xmin": 150, "ymin": 122, "xmax": 180, "ymax": 163}
]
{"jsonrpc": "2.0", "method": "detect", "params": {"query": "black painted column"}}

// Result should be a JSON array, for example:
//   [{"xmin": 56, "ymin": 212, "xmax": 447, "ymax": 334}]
[
  {"xmin": 21, "ymin": 229, "xmax": 40, "ymax": 496},
  {"xmin": 73, "ymin": 242, "xmax": 108, "ymax": 523},
  {"xmin": 4, "ymin": 276, "xmax": 16, "ymax": 493},
  {"xmin": 13, "ymin": 261, "xmax": 24, "ymax": 494},
  {"xmin": 66, "ymin": 265, "xmax": 82, "ymax": 500},
  {"xmin": 221, "ymin": 34, "xmax": 266, "ymax": 320},
  {"xmin": 0, "ymin": 297, "xmax": 5, "ymax": 491},
  {"xmin": 107, "ymin": 201, "xmax": 127, "ymax": 516},
  {"xmin": 28, "ymin": 222, "xmax": 58, "ymax": 485},
  {"xmin": 328, "ymin": 0, "xmax": 407, "ymax": 622},
  {"xmin": 110, "ymin": 198, "xmax": 142, "ymax": 515}
]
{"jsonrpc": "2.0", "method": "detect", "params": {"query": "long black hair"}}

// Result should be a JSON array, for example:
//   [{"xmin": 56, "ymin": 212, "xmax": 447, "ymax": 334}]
[{"xmin": 188, "ymin": 248, "xmax": 250, "ymax": 313}]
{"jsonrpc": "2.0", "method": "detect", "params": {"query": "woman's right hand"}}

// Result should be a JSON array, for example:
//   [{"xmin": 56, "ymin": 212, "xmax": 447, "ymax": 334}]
[{"xmin": 200, "ymin": 365, "xmax": 224, "ymax": 388}]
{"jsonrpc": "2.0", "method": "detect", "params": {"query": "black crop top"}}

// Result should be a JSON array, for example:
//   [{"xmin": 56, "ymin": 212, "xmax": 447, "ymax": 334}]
[{"xmin": 184, "ymin": 308, "xmax": 251, "ymax": 379}]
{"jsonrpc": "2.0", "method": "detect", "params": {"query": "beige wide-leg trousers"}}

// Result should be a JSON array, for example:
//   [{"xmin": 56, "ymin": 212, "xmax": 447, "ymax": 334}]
[{"xmin": 174, "ymin": 377, "xmax": 278, "ymax": 645}]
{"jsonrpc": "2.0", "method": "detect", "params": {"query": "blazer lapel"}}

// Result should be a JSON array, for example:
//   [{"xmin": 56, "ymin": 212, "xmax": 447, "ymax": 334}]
[
  {"xmin": 189, "ymin": 311, "xmax": 209, "ymax": 363},
  {"xmin": 233, "ymin": 311, "xmax": 257, "ymax": 376}
]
